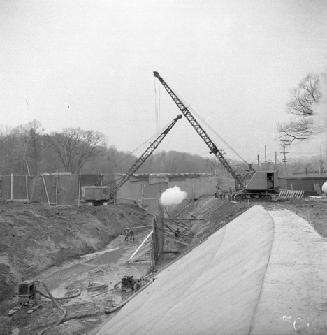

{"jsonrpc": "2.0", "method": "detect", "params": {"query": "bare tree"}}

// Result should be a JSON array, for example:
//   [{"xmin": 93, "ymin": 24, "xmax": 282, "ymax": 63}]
[
  {"xmin": 287, "ymin": 73, "xmax": 321, "ymax": 116},
  {"xmin": 279, "ymin": 73, "xmax": 321, "ymax": 143},
  {"xmin": 0, "ymin": 120, "xmax": 43, "ymax": 174},
  {"xmin": 279, "ymin": 118, "xmax": 314, "ymax": 143},
  {"xmin": 46, "ymin": 128, "xmax": 105, "ymax": 173},
  {"xmin": 23, "ymin": 120, "xmax": 43, "ymax": 175}
]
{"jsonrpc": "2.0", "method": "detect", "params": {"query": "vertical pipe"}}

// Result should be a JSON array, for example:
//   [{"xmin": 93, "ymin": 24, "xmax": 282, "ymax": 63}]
[
  {"xmin": 10, "ymin": 173, "xmax": 14, "ymax": 201},
  {"xmin": 55, "ymin": 175, "xmax": 58, "ymax": 206},
  {"xmin": 42, "ymin": 175, "xmax": 50, "ymax": 205},
  {"xmin": 25, "ymin": 175, "xmax": 29, "ymax": 201},
  {"xmin": 150, "ymin": 218, "xmax": 155, "ymax": 271},
  {"xmin": 157, "ymin": 203, "xmax": 165, "ymax": 264},
  {"xmin": 264, "ymin": 145, "xmax": 267, "ymax": 164},
  {"xmin": 192, "ymin": 181, "xmax": 195, "ymax": 200},
  {"xmin": 77, "ymin": 174, "xmax": 80, "ymax": 207},
  {"xmin": 152, "ymin": 216, "xmax": 158, "ymax": 268},
  {"xmin": 141, "ymin": 183, "xmax": 144, "ymax": 207}
]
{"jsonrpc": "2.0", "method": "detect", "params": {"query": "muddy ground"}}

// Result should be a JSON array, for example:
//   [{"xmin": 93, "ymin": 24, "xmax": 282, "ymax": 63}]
[
  {"xmin": 0, "ymin": 202, "xmax": 152, "ymax": 332},
  {"xmin": 0, "ymin": 197, "xmax": 249, "ymax": 335},
  {"xmin": 1, "ymin": 196, "xmax": 327, "ymax": 335}
]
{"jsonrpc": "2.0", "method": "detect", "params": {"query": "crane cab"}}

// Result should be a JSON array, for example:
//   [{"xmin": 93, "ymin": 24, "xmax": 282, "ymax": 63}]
[{"xmin": 245, "ymin": 170, "xmax": 278, "ymax": 194}]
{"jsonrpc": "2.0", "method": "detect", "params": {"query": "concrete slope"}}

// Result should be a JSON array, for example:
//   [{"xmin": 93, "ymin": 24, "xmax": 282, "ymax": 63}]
[
  {"xmin": 97, "ymin": 206, "xmax": 327, "ymax": 335},
  {"xmin": 250, "ymin": 209, "xmax": 327, "ymax": 334},
  {"xmin": 97, "ymin": 205, "xmax": 275, "ymax": 335}
]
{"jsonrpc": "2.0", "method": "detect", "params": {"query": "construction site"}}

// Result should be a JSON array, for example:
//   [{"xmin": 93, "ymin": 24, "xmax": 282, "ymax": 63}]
[
  {"xmin": 2, "ymin": 2, "xmax": 327, "ymax": 334},
  {"xmin": 0, "ymin": 70, "xmax": 327, "ymax": 335}
]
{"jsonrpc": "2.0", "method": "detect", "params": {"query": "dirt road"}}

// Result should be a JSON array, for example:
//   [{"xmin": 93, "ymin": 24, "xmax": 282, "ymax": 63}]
[{"xmin": 263, "ymin": 198, "xmax": 327, "ymax": 238}]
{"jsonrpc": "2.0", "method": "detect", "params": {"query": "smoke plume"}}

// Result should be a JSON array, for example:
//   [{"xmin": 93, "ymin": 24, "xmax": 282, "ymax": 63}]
[{"xmin": 160, "ymin": 186, "xmax": 187, "ymax": 206}]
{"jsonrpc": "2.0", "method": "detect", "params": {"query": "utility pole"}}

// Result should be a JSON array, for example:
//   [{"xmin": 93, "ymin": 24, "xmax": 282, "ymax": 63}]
[
  {"xmin": 280, "ymin": 140, "xmax": 290, "ymax": 168},
  {"xmin": 154, "ymin": 80, "xmax": 160, "ymax": 133},
  {"xmin": 257, "ymin": 154, "xmax": 260, "ymax": 168}
]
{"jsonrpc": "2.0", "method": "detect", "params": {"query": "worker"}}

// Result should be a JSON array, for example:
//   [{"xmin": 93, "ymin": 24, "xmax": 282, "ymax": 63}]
[
  {"xmin": 216, "ymin": 186, "xmax": 223, "ymax": 199},
  {"xmin": 228, "ymin": 187, "xmax": 233, "ymax": 201},
  {"xmin": 175, "ymin": 228, "xmax": 181, "ymax": 238},
  {"xmin": 124, "ymin": 228, "xmax": 130, "ymax": 241},
  {"xmin": 267, "ymin": 174, "xmax": 274, "ymax": 189},
  {"xmin": 129, "ymin": 229, "xmax": 135, "ymax": 242}
]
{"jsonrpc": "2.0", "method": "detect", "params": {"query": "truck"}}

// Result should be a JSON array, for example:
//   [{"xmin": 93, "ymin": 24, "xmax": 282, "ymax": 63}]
[{"xmin": 81, "ymin": 186, "xmax": 111, "ymax": 206}]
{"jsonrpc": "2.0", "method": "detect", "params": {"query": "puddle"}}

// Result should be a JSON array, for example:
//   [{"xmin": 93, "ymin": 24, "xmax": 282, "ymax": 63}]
[
  {"xmin": 39, "ymin": 232, "xmax": 151, "ymax": 301},
  {"xmin": 51, "ymin": 282, "xmax": 67, "ymax": 298},
  {"xmin": 80, "ymin": 247, "xmax": 120, "ymax": 261}
]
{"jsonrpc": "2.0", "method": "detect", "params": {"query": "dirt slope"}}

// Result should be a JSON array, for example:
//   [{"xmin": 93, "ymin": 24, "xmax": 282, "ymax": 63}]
[{"xmin": 0, "ymin": 202, "xmax": 151, "ymax": 303}]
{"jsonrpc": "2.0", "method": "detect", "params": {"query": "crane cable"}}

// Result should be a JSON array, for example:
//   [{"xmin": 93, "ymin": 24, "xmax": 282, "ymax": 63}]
[
  {"xmin": 111, "ymin": 117, "xmax": 181, "ymax": 186},
  {"xmin": 154, "ymin": 77, "xmax": 161, "ymax": 133},
  {"xmin": 164, "ymin": 82, "xmax": 249, "ymax": 165},
  {"xmin": 190, "ymin": 107, "xmax": 248, "ymax": 164},
  {"xmin": 129, "ymin": 117, "xmax": 178, "ymax": 156}
]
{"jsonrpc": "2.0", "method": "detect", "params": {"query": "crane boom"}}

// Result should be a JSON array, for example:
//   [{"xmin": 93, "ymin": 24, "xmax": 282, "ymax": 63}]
[
  {"xmin": 109, "ymin": 114, "xmax": 182, "ymax": 200},
  {"xmin": 153, "ymin": 71, "xmax": 244, "ymax": 189}
]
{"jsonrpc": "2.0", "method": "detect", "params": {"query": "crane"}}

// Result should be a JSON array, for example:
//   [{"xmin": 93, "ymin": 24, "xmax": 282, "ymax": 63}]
[
  {"xmin": 81, "ymin": 114, "xmax": 182, "ymax": 205},
  {"xmin": 108, "ymin": 114, "xmax": 182, "ymax": 200},
  {"xmin": 153, "ymin": 71, "xmax": 245, "ymax": 190},
  {"xmin": 153, "ymin": 71, "xmax": 278, "ymax": 200}
]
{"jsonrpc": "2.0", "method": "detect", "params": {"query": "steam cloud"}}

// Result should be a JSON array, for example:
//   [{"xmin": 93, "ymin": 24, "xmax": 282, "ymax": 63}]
[
  {"xmin": 322, "ymin": 181, "xmax": 327, "ymax": 194},
  {"xmin": 160, "ymin": 186, "xmax": 187, "ymax": 206}
]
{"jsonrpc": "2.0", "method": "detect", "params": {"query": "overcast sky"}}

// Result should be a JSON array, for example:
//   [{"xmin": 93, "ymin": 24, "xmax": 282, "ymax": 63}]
[{"xmin": 1, "ymin": 0, "xmax": 327, "ymax": 163}]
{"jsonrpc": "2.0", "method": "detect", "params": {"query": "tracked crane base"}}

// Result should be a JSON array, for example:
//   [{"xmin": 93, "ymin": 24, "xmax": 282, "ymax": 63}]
[{"xmin": 96, "ymin": 205, "xmax": 327, "ymax": 335}]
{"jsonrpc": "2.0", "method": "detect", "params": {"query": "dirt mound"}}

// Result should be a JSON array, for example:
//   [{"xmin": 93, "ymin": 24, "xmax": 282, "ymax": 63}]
[
  {"xmin": 173, "ymin": 197, "xmax": 249, "ymax": 245},
  {"xmin": 0, "ymin": 202, "xmax": 150, "ymax": 303},
  {"xmin": 190, "ymin": 198, "xmax": 249, "ymax": 242},
  {"xmin": 159, "ymin": 197, "xmax": 250, "ymax": 267}
]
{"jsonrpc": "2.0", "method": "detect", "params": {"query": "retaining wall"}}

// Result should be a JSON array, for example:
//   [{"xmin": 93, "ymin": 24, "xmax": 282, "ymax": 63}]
[{"xmin": 0, "ymin": 173, "xmax": 217, "ymax": 207}]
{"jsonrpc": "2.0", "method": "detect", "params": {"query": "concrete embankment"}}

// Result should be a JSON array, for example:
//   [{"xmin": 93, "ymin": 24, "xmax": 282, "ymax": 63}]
[{"xmin": 97, "ymin": 205, "xmax": 327, "ymax": 335}]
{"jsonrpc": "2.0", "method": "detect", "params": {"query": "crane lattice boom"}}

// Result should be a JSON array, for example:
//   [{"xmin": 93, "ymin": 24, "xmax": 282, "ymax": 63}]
[
  {"xmin": 109, "ymin": 114, "xmax": 182, "ymax": 199},
  {"xmin": 153, "ymin": 71, "xmax": 244, "ymax": 189}
]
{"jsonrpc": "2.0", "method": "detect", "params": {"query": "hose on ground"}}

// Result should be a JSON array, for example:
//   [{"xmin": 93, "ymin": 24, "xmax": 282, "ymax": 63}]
[
  {"xmin": 105, "ymin": 277, "xmax": 154, "ymax": 314},
  {"xmin": 36, "ymin": 281, "xmax": 67, "ymax": 335}
]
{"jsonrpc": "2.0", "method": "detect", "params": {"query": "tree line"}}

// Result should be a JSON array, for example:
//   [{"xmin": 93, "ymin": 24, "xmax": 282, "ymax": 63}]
[
  {"xmin": 0, "ymin": 120, "xmax": 225, "ymax": 176},
  {"xmin": 5, "ymin": 67, "xmax": 324, "ymax": 177}
]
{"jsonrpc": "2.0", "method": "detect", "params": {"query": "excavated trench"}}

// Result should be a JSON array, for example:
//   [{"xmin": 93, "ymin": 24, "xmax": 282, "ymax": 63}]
[{"xmin": 0, "ymin": 197, "xmax": 247, "ymax": 334}]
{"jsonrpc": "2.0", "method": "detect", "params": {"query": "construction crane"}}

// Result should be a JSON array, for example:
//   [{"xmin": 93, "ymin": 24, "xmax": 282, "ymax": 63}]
[
  {"xmin": 153, "ymin": 71, "xmax": 278, "ymax": 200},
  {"xmin": 153, "ymin": 71, "xmax": 245, "ymax": 190},
  {"xmin": 109, "ymin": 114, "xmax": 182, "ymax": 199},
  {"xmin": 81, "ymin": 114, "xmax": 182, "ymax": 205}
]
